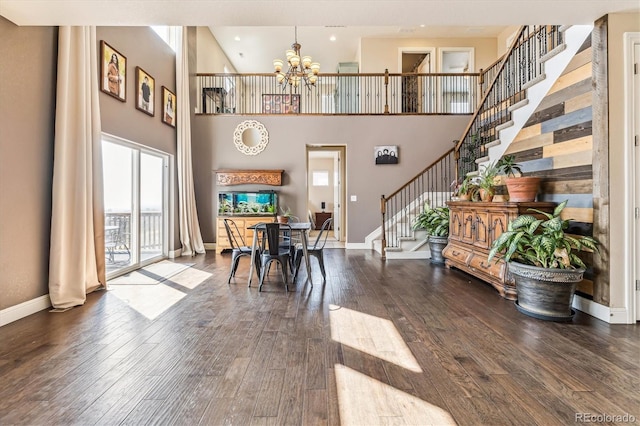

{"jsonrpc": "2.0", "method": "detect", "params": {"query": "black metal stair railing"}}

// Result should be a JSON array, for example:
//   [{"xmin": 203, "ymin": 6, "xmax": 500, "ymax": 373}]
[
  {"xmin": 380, "ymin": 148, "xmax": 456, "ymax": 259},
  {"xmin": 454, "ymin": 25, "xmax": 564, "ymax": 178}
]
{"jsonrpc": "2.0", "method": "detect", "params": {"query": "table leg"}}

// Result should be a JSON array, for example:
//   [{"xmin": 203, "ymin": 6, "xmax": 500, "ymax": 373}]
[
  {"xmin": 301, "ymin": 229, "xmax": 312, "ymax": 286},
  {"xmin": 248, "ymin": 230, "xmax": 259, "ymax": 287}
]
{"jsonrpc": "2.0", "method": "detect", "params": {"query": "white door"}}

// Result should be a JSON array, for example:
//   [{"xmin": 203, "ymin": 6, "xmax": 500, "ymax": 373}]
[{"xmin": 634, "ymin": 43, "xmax": 640, "ymax": 321}]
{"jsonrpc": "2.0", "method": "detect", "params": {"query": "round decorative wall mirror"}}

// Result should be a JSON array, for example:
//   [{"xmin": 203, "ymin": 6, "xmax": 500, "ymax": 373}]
[{"xmin": 233, "ymin": 120, "xmax": 269, "ymax": 155}]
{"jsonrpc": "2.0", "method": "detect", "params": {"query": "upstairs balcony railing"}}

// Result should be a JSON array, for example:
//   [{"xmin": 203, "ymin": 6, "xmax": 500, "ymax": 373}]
[{"xmin": 196, "ymin": 71, "xmax": 481, "ymax": 115}]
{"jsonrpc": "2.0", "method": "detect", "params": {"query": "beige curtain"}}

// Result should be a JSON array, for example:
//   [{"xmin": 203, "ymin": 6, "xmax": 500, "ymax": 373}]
[
  {"xmin": 176, "ymin": 27, "xmax": 205, "ymax": 256},
  {"xmin": 49, "ymin": 26, "xmax": 106, "ymax": 309}
]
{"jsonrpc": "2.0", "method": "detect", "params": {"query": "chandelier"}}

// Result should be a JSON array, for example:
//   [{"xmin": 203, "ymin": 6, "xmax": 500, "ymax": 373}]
[{"xmin": 273, "ymin": 27, "xmax": 320, "ymax": 90}]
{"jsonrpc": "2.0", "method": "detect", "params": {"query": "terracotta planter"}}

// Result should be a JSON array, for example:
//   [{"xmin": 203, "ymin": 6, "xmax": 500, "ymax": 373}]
[
  {"xmin": 479, "ymin": 188, "xmax": 494, "ymax": 202},
  {"xmin": 505, "ymin": 177, "xmax": 541, "ymax": 202},
  {"xmin": 509, "ymin": 262, "xmax": 584, "ymax": 321},
  {"xmin": 276, "ymin": 215, "xmax": 289, "ymax": 224},
  {"xmin": 458, "ymin": 193, "xmax": 471, "ymax": 201}
]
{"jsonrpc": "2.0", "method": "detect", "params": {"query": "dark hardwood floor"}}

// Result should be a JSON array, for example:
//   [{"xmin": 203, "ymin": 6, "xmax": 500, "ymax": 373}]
[{"xmin": 0, "ymin": 249, "xmax": 638, "ymax": 425}]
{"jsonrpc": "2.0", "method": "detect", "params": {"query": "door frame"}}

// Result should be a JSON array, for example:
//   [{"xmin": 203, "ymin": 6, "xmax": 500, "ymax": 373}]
[
  {"xmin": 306, "ymin": 145, "xmax": 346, "ymax": 242},
  {"xmin": 623, "ymin": 33, "xmax": 640, "ymax": 322}
]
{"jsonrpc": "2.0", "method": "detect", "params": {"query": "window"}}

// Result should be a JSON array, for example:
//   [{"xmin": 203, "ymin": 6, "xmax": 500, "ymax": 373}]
[
  {"xmin": 312, "ymin": 171, "xmax": 329, "ymax": 186},
  {"xmin": 151, "ymin": 26, "xmax": 179, "ymax": 52}
]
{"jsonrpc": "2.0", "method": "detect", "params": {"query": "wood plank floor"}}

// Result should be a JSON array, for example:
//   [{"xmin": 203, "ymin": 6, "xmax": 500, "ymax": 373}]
[{"xmin": 0, "ymin": 249, "xmax": 638, "ymax": 425}]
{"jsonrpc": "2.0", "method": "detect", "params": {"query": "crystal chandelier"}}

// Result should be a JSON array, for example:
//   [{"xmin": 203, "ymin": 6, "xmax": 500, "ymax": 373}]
[{"xmin": 273, "ymin": 27, "xmax": 320, "ymax": 90}]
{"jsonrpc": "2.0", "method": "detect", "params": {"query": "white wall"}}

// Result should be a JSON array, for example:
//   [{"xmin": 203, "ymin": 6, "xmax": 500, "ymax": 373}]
[
  {"xmin": 308, "ymin": 157, "xmax": 335, "ymax": 214},
  {"xmin": 360, "ymin": 36, "xmax": 498, "ymax": 73}
]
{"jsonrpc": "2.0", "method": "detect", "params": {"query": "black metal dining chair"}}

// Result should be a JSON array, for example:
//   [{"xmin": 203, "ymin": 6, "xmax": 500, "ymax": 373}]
[
  {"xmin": 259, "ymin": 223, "xmax": 292, "ymax": 292},
  {"xmin": 293, "ymin": 217, "xmax": 333, "ymax": 283},
  {"xmin": 224, "ymin": 218, "xmax": 260, "ymax": 284}
]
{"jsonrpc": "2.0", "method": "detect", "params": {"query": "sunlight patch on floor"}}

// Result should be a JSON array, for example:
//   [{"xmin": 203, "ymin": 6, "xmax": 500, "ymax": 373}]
[
  {"xmin": 109, "ymin": 283, "xmax": 185, "ymax": 320},
  {"xmin": 168, "ymin": 267, "xmax": 212, "ymax": 289},
  {"xmin": 329, "ymin": 304, "xmax": 422, "ymax": 373},
  {"xmin": 335, "ymin": 364, "xmax": 455, "ymax": 425}
]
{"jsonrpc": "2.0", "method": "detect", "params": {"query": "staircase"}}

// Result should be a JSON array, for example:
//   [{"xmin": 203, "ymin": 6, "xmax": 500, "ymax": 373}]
[{"xmin": 373, "ymin": 24, "xmax": 593, "ymax": 259}]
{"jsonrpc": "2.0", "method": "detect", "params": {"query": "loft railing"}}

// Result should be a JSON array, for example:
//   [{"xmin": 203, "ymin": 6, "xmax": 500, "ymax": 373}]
[
  {"xmin": 196, "ymin": 71, "xmax": 481, "ymax": 115},
  {"xmin": 380, "ymin": 148, "xmax": 456, "ymax": 259},
  {"xmin": 454, "ymin": 25, "xmax": 564, "ymax": 178}
]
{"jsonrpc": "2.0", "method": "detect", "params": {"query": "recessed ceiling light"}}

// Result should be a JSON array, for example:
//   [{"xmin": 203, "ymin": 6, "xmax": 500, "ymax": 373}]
[
  {"xmin": 234, "ymin": 36, "xmax": 241, "ymax": 41},
  {"xmin": 330, "ymin": 35, "xmax": 336, "ymax": 42},
  {"xmin": 420, "ymin": 24, "xmax": 426, "ymax": 28}
]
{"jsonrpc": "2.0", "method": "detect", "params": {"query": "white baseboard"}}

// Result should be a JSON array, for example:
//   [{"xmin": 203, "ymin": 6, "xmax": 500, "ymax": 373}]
[
  {"xmin": 345, "ymin": 243, "xmax": 370, "ymax": 250},
  {"xmin": 572, "ymin": 295, "xmax": 625, "ymax": 323},
  {"xmin": 203, "ymin": 243, "xmax": 216, "ymax": 251},
  {"xmin": 168, "ymin": 248, "xmax": 182, "ymax": 258},
  {"xmin": 0, "ymin": 295, "xmax": 51, "ymax": 327}
]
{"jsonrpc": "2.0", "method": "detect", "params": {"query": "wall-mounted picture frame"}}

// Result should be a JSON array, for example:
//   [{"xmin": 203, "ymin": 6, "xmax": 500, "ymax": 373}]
[
  {"xmin": 100, "ymin": 40, "xmax": 126, "ymax": 102},
  {"xmin": 135, "ymin": 67, "xmax": 155, "ymax": 116},
  {"xmin": 262, "ymin": 94, "xmax": 300, "ymax": 114},
  {"xmin": 161, "ymin": 86, "xmax": 176, "ymax": 128},
  {"xmin": 375, "ymin": 145, "xmax": 399, "ymax": 164}
]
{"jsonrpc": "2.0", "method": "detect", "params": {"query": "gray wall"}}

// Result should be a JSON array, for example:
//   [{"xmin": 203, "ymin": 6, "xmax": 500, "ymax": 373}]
[
  {"xmin": 192, "ymin": 115, "xmax": 469, "ymax": 243},
  {"xmin": 0, "ymin": 18, "xmax": 57, "ymax": 309},
  {"xmin": 0, "ymin": 22, "xmax": 179, "ymax": 311}
]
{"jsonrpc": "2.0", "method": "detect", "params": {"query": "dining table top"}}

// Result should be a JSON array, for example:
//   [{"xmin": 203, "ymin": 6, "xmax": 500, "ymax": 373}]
[{"xmin": 248, "ymin": 222, "xmax": 312, "ymax": 231}]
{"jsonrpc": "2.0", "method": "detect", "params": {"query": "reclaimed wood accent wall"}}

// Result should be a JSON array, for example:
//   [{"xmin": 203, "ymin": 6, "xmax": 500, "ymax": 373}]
[{"xmin": 503, "ymin": 28, "xmax": 608, "ymax": 302}]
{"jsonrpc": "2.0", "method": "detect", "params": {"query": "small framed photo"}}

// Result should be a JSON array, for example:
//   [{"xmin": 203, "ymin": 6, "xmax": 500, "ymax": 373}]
[
  {"xmin": 100, "ymin": 40, "xmax": 126, "ymax": 101},
  {"xmin": 161, "ymin": 86, "xmax": 176, "ymax": 127},
  {"xmin": 375, "ymin": 145, "xmax": 399, "ymax": 164},
  {"xmin": 135, "ymin": 67, "xmax": 155, "ymax": 116}
]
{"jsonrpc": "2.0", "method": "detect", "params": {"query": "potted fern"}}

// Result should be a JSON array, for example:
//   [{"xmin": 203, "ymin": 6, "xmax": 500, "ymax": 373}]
[
  {"xmin": 412, "ymin": 203, "xmax": 449, "ymax": 264},
  {"xmin": 488, "ymin": 200, "xmax": 599, "ymax": 321}
]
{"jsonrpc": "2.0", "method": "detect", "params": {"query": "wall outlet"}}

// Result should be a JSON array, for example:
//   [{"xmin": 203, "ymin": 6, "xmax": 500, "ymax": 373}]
[{"xmin": 350, "ymin": 195, "xmax": 357, "ymax": 202}]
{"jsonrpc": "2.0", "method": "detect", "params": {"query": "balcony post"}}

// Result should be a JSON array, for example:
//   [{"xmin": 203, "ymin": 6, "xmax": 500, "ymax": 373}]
[{"xmin": 384, "ymin": 69, "xmax": 389, "ymax": 114}]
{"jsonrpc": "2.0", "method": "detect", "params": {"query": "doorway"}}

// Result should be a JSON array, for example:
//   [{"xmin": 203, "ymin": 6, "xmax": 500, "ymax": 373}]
[
  {"xmin": 306, "ymin": 145, "xmax": 346, "ymax": 244},
  {"xmin": 102, "ymin": 134, "xmax": 170, "ymax": 279},
  {"xmin": 631, "ymin": 37, "xmax": 640, "ymax": 321},
  {"xmin": 398, "ymin": 47, "xmax": 435, "ymax": 113}
]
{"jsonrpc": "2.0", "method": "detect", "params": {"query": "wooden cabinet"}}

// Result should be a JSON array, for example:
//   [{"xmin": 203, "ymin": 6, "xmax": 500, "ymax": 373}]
[
  {"xmin": 216, "ymin": 216, "xmax": 275, "ymax": 253},
  {"xmin": 314, "ymin": 212, "xmax": 333, "ymax": 230},
  {"xmin": 443, "ymin": 201, "xmax": 555, "ymax": 300}
]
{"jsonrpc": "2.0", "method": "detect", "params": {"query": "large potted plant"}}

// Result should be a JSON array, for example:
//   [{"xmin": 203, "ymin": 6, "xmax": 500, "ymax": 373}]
[
  {"xmin": 488, "ymin": 201, "xmax": 599, "ymax": 321},
  {"xmin": 497, "ymin": 154, "xmax": 541, "ymax": 202},
  {"xmin": 412, "ymin": 203, "xmax": 450, "ymax": 264}
]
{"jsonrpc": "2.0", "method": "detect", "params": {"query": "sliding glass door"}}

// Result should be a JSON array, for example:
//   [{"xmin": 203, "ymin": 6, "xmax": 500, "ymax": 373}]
[{"xmin": 102, "ymin": 135, "xmax": 169, "ymax": 278}]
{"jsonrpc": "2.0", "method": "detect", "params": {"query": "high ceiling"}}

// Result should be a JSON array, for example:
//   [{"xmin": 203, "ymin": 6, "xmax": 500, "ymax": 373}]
[{"xmin": 1, "ymin": 0, "xmax": 637, "ymax": 73}]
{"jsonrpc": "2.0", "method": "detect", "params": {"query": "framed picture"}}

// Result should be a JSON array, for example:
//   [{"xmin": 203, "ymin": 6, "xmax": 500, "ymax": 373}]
[
  {"xmin": 100, "ymin": 40, "xmax": 126, "ymax": 101},
  {"xmin": 375, "ymin": 145, "xmax": 399, "ymax": 164},
  {"xmin": 161, "ymin": 86, "xmax": 176, "ymax": 127},
  {"xmin": 135, "ymin": 67, "xmax": 155, "ymax": 116},
  {"xmin": 262, "ymin": 94, "xmax": 300, "ymax": 114}
]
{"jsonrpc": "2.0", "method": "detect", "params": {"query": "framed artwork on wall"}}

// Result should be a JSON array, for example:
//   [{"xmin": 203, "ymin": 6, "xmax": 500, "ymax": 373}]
[
  {"xmin": 375, "ymin": 145, "xmax": 399, "ymax": 164},
  {"xmin": 135, "ymin": 67, "xmax": 155, "ymax": 116},
  {"xmin": 262, "ymin": 94, "xmax": 300, "ymax": 114},
  {"xmin": 161, "ymin": 86, "xmax": 176, "ymax": 128},
  {"xmin": 100, "ymin": 40, "xmax": 126, "ymax": 102}
]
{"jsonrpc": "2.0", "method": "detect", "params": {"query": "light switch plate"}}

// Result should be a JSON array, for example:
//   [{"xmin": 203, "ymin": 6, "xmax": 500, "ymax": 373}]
[{"xmin": 350, "ymin": 195, "xmax": 357, "ymax": 202}]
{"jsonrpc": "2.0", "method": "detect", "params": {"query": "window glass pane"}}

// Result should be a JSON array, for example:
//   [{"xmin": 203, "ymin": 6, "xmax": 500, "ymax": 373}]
[{"xmin": 313, "ymin": 171, "xmax": 329, "ymax": 186}]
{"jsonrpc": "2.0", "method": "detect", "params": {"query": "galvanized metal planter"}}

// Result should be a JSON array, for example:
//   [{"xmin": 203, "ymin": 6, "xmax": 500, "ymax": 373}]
[
  {"xmin": 509, "ymin": 262, "xmax": 584, "ymax": 321},
  {"xmin": 428, "ymin": 235, "xmax": 449, "ymax": 265}
]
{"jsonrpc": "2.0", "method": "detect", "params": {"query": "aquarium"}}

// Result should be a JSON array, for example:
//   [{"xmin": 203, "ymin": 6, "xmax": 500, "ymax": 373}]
[{"xmin": 218, "ymin": 190, "xmax": 278, "ymax": 216}]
